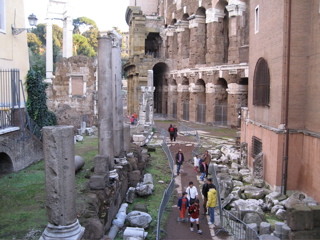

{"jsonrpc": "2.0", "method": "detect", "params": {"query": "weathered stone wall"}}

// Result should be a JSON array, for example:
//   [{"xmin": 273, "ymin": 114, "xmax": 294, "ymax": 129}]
[
  {"xmin": 46, "ymin": 56, "xmax": 97, "ymax": 129},
  {"xmin": 0, "ymin": 129, "xmax": 43, "ymax": 173},
  {"xmin": 125, "ymin": 0, "xmax": 249, "ymax": 127}
]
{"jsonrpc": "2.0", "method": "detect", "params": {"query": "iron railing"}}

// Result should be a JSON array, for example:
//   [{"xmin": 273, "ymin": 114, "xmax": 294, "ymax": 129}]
[
  {"xmin": 156, "ymin": 128, "xmax": 175, "ymax": 240},
  {"xmin": 0, "ymin": 69, "xmax": 21, "ymax": 129},
  {"xmin": 209, "ymin": 159, "xmax": 261, "ymax": 240}
]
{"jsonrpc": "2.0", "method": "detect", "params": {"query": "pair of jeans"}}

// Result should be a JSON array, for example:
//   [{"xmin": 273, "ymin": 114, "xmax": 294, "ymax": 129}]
[
  {"xmin": 200, "ymin": 172, "xmax": 206, "ymax": 181},
  {"xmin": 177, "ymin": 163, "xmax": 182, "ymax": 174},
  {"xmin": 208, "ymin": 207, "xmax": 215, "ymax": 223}
]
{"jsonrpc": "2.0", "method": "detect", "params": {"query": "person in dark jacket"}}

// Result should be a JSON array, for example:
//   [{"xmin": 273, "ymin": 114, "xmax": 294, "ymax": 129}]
[
  {"xmin": 189, "ymin": 199, "xmax": 202, "ymax": 234},
  {"xmin": 201, "ymin": 178, "xmax": 215, "ymax": 215},
  {"xmin": 168, "ymin": 124, "xmax": 175, "ymax": 141},
  {"xmin": 199, "ymin": 160, "xmax": 208, "ymax": 181},
  {"xmin": 175, "ymin": 149, "xmax": 184, "ymax": 175}
]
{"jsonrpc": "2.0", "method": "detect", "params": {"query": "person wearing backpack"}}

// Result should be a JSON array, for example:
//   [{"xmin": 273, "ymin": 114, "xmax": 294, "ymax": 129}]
[
  {"xmin": 189, "ymin": 199, "xmax": 202, "ymax": 234},
  {"xmin": 168, "ymin": 124, "xmax": 175, "ymax": 141}
]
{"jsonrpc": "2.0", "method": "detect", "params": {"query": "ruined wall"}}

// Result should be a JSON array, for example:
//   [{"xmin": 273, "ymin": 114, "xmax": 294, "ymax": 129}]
[
  {"xmin": 0, "ymin": 129, "xmax": 43, "ymax": 173},
  {"xmin": 46, "ymin": 56, "xmax": 97, "ymax": 129}
]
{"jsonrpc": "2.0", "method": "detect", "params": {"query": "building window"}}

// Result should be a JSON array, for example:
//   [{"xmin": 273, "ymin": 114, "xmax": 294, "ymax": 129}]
[
  {"xmin": 253, "ymin": 58, "xmax": 270, "ymax": 106},
  {"xmin": 0, "ymin": 0, "xmax": 5, "ymax": 33},
  {"xmin": 255, "ymin": 5, "xmax": 259, "ymax": 33},
  {"xmin": 251, "ymin": 136, "xmax": 262, "ymax": 158},
  {"xmin": 69, "ymin": 76, "xmax": 86, "ymax": 96}
]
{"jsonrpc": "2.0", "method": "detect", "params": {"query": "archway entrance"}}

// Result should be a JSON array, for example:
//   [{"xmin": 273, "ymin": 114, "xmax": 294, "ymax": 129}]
[
  {"xmin": 0, "ymin": 152, "xmax": 13, "ymax": 175},
  {"xmin": 153, "ymin": 63, "xmax": 169, "ymax": 114}
]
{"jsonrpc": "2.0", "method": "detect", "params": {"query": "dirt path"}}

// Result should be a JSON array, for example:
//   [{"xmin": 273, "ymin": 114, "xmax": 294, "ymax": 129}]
[{"xmin": 153, "ymin": 120, "xmax": 234, "ymax": 240}]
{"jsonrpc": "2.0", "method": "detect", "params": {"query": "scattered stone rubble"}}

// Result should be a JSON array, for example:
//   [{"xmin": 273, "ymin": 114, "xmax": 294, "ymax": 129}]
[{"xmin": 205, "ymin": 143, "xmax": 320, "ymax": 239}]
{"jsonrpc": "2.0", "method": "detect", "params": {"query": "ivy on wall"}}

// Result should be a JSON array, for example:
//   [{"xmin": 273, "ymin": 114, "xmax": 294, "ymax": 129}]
[{"xmin": 26, "ymin": 69, "xmax": 57, "ymax": 128}]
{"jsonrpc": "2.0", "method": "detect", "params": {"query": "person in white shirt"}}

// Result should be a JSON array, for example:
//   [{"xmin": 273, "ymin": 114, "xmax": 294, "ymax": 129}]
[
  {"xmin": 186, "ymin": 181, "xmax": 199, "ymax": 205},
  {"xmin": 193, "ymin": 154, "xmax": 200, "ymax": 173}
]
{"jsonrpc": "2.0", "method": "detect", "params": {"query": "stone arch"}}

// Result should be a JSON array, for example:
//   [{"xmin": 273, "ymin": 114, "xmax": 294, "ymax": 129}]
[
  {"xmin": 168, "ymin": 78, "xmax": 178, "ymax": 118},
  {"xmin": 196, "ymin": 7, "xmax": 206, "ymax": 16},
  {"xmin": 170, "ymin": 19, "xmax": 177, "ymax": 25},
  {"xmin": 181, "ymin": 14, "xmax": 190, "ymax": 59},
  {"xmin": 180, "ymin": 77, "xmax": 190, "ymax": 121},
  {"xmin": 215, "ymin": 0, "xmax": 229, "ymax": 63},
  {"xmin": 153, "ymin": 62, "xmax": 169, "ymax": 114},
  {"xmin": 214, "ymin": 78, "xmax": 228, "ymax": 125},
  {"xmin": 0, "ymin": 152, "xmax": 14, "ymax": 174},
  {"xmin": 195, "ymin": 79, "xmax": 206, "ymax": 123},
  {"xmin": 189, "ymin": 7, "xmax": 207, "ymax": 65}
]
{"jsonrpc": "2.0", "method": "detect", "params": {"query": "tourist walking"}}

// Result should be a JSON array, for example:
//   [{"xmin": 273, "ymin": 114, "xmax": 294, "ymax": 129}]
[
  {"xmin": 206, "ymin": 186, "xmax": 217, "ymax": 225},
  {"xmin": 189, "ymin": 199, "xmax": 202, "ymax": 234},
  {"xmin": 130, "ymin": 115, "xmax": 135, "ymax": 125},
  {"xmin": 177, "ymin": 191, "xmax": 189, "ymax": 221},
  {"xmin": 133, "ymin": 112, "xmax": 138, "ymax": 124},
  {"xmin": 199, "ymin": 160, "xmax": 208, "ymax": 181},
  {"xmin": 193, "ymin": 154, "xmax": 200, "ymax": 173},
  {"xmin": 173, "ymin": 125, "xmax": 178, "ymax": 141},
  {"xmin": 168, "ymin": 124, "xmax": 175, "ymax": 141},
  {"xmin": 202, "ymin": 150, "xmax": 211, "ymax": 176},
  {"xmin": 186, "ymin": 181, "xmax": 199, "ymax": 206},
  {"xmin": 202, "ymin": 178, "xmax": 215, "ymax": 215},
  {"xmin": 175, "ymin": 149, "xmax": 184, "ymax": 176}
]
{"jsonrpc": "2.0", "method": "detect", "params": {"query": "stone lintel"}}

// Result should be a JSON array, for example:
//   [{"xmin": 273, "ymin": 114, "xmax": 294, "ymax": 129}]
[{"xmin": 226, "ymin": 83, "xmax": 248, "ymax": 95}]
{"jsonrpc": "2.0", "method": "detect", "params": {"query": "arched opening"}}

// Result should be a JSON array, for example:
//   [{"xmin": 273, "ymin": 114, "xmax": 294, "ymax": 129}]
[
  {"xmin": 213, "ymin": 0, "xmax": 229, "ymax": 63},
  {"xmin": 153, "ymin": 62, "xmax": 169, "ymax": 114},
  {"xmin": 0, "ymin": 152, "xmax": 14, "ymax": 175},
  {"xmin": 194, "ymin": 7, "xmax": 207, "ymax": 64},
  {"xmin": 181, "ymin": 77, "xmax": 190, "ymax": 121},
  {"xmin": 214, "ymin": 78, "xmax": 228, "ymax": 125},
  {"xmin": 253, "ymin": 58, "xmax": 270, "ymax": 106},
  {"xmin": 181, "ymin": 14, "xmax": 190, "ymax": 59},
  {"xmin": 170, "ymin": 79, "xmax": 178, "ymax": 118},
  {"xmin": 145, "ymin": 32, "xmax": 161, "ymax": 58},
  {"xmin": 196, "ymin": 79, "xmax": 206, "ymax": 123}
]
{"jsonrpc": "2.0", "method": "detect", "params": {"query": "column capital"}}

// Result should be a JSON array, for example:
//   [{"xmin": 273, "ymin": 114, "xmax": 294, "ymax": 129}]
[
  {"xmin": 226, "ymin": 1, "xmax": 247, "ymax": 17},
  {"xmin": 188, "ymin": 14, "xmax": 206, "ymax": 28},
  {"xmin": 206, "ymin": 8, "xmax": 225, "ymax": 23}
]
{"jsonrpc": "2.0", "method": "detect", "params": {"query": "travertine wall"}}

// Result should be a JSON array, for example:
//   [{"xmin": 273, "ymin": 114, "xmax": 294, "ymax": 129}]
[{"xmin": 125, "ymin": 0, "xmax": 249, "ymax": 127}]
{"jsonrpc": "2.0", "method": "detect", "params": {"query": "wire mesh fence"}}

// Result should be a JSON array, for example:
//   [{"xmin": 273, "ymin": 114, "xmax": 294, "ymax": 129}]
[
  {"xmin": 209, "ymin": 162, "xmax": 261, "ymax": 240},
  {"xmin": 156, "ymin": 128, "xmax": 175, "ymax": 240}
]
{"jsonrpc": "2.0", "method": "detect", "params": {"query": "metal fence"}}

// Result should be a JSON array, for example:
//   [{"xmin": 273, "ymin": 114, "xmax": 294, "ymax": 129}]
[
  {"xmin": 156, "ymin": 128, "xmax": 175, "ymax": 240},
  {"xmin": 0, "ymin": 69, "xmax": 22, "ymax": 129},
  {"xmin": 209, "ymin": 162, "xmax": 261, "ymax": 240}
]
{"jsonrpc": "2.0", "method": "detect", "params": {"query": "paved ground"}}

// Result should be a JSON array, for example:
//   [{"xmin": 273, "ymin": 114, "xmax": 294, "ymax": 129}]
[{"xmin": 151, "ymin": 119, "xmax": 237, "ymax": 240}]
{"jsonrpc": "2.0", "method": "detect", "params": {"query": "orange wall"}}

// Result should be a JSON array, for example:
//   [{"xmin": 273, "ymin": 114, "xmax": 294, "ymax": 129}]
[{"xmin": 288, "ymin": 134, "xmax": 320, "ymax": 202}]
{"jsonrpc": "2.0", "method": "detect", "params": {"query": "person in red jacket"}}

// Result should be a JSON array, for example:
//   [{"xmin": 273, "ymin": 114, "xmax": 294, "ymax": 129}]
[{"xmin": 189, "ymin": 198, "xmax": 202, "ymax": 234}]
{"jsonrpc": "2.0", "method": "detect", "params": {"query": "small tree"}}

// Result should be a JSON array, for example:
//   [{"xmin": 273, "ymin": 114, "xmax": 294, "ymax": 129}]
[{"xmin": 26, "ymin": 69, "xmax": 57, "ymax": 128}]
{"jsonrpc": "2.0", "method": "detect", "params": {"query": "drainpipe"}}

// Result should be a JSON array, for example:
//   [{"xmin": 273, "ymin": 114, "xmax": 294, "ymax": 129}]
[{"xmin": 282, "ymin": 0, "xmax": 292, "ymax": 195}]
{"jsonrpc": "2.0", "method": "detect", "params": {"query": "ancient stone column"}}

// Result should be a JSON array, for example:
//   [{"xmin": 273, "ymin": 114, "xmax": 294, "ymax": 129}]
[
  {"xmin": 97, "ymin": 36, "xmax": 114, "ymax": 169},
  {"xmin": 45, "ymin": 19, "xmax": 53, "ymax": 84},
  {"xmin": 109, "ymin": 30, "xmax": 125, "ymax": 158},
  {"xmin": 41, "ymin": 126, "xmax": 84, "ymax": 239},
  {"xmin": 63, "ymin": 16, "xmax": 73, "ymax": 58}
]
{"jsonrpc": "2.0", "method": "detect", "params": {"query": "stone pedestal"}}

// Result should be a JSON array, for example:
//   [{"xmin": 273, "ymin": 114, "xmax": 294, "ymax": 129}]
[{"xmin": 41, "ymin": 126, "xmax": 84, "ymax": 239}]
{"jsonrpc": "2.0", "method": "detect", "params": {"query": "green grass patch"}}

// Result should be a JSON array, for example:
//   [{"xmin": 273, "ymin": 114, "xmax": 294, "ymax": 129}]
[
  {"xmin": 0, "ymin": 136, "xmax": 98, "ymax": 239},
  {"xmin": 115, "ymin": 146, "xmax": 174, "ymax": 240}
]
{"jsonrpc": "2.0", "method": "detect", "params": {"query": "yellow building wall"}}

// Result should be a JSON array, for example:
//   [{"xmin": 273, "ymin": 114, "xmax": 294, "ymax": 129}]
[{"xmin": 0, "ymin": 0, "xmax": 30, "ymax": 80}]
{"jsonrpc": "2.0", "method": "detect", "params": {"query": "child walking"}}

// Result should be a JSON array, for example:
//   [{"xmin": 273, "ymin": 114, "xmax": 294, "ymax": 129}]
[
  {"xmin": 177, "ymin": 192, "xmax": 189, "ymax": 222},
  {"xmin": 189, "ymin": 199, "xmax": 202, "ymax": 234}
]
